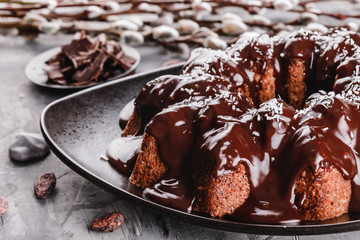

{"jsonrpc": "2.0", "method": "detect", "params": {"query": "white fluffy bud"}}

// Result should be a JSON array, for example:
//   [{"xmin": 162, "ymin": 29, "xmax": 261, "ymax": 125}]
[
  {"xmin": 240, "ymin": 31, "xmax": 260, "ymax": 40},
  {"xmin": 305, "ymin": 23, "xmax": 328, "ymax": 34},
  {"xmin": 23, "ymin": 12, "xmax": 47, "ymax": 24},
  {"xmin": 54, "ymin": 7, "xmax": 84, "ymax": 15},
  {"xmin": 177, "ymin": 19, "xmax": 199, "ymax": 35},
  {"xmin": 120, "ymin": 30, "xmax": 144, "ymax": 46},
  {"xmin": 138, "ymin": 3, "xmax": 162, "ymax": 13},
  {"xmin": 305, "ymin": 3, "xmax": 321, "ymax": 14},
  {"xmin": 35, "ymin": 8, "xmax": 50, "ymax": 15},
  {"xmin": 300, "ymin": 12, "xmax": 318, "ymax": 23},
  {"xmin": 38, "ymin": 21, "xmax": 60, "ymax": 34},
  {"xmin": 74, "ymin": 21, "xmax": 111, "ymax": 32},
  {"xmin": 167, "ymin": 43, "xmax": 190, "ymax": 56},
  {"xmin": 103, "ymin": 1, "xmax": 121, "ymax": 11},
  {"xmin": 308, "ymin": 8, "xmax": 321, "ymax": 14},
  {"xmin": 192, "ymin": 0, "xmax": 212, "ymax": 13},
  {"xmin": 252, "ymin": 27, "xmax": 267, "ymax": 34},
  {"xmin": 273, "ymin": 22, "xmax": 294, "ymax": 32},
  {"xmin": 192, "ymin": 27, "xmax": 218, "ymax": 39},
  {"xmin": 158, "ymin": 12, "xmax": 174, "ymax": 26},
  {"xmin": 222, "ymin": 19, "xmax": 248, "ymax": 35},
  {"xmin": 127, "ymin": 16, "xmax": 143, "ymax": 28},
  {"xmin": 221, "ymin": 12, "xmax": 241, "ymax": 22},
  {"xmin": 203, "ymin": 36, "xmax": 227, "ymax": 50},
  {"xmin": 273, "ymin": 0, "xmax": 294, "ymax": 11},
  {"xmin": 112, "ymin": 19, "xmax": 139, "ymax": 31},
  {"xmin": 250, "ymin": 15, "xmax": 272, "ymax": 25},
  {"xmin": 47, "ymin": 0, "xmax": 57, "ymax": 11},
  {"xmin": 246, "ymin": 0, "xmax": 262, "ymax": 6},
  {"xmin": 304, "ymin": 2, "xmax": 317, "ymax": 10},
  {"xmin": 153, "ymin": 25, "xmax": 179, "ymax": 42},
  {"xmin": 346, "ymin": 22, "xmax": 359, "ymax": 32},
  {"xmin": 86, "ymin": 6, "xmax": 105, "ymax": 19}
]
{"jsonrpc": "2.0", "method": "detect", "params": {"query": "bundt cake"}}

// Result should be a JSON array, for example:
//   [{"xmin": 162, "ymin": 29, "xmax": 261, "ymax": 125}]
[{"xmin": 109, "ymin": 28, "xmax": 360, "ymax": 224}]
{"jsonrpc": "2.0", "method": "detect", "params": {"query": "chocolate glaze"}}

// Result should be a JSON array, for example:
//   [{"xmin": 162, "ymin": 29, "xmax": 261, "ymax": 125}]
[
  {"xmin": 294, "ymin": 96, "xmax": 360, "ymax": 212},
  {"xmin": 119, "ymin": 99, "xmax": 135, "ymax": 129},
  {"xmin": 144, "ymin": 93, "xmax": 251, "ymax": 211},
  {"xmin": 114, "ymin": 29, "xmax": 360, "ymax": 224},
  {"xmin": 191, "ymin": 99, "xmax": 302, "ymax": 224},
  {"xmin": 106, "ymin": 136, "xmax": 142, "ymax": 175}
]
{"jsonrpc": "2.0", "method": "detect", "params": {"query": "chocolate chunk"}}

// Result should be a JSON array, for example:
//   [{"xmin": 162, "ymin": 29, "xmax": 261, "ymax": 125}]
[
  {"xmin": 90, "ymin": 212, "xmax": 124, "ymax": 232},
  {"xmin": 9, "ymin": 132, "xmax": 50, "ymax": 162},
  {"xmin": 0, "ymin": 197, "xmax": 8, "ymax": 215},
  {"xmin": 61, "ymin": 36, "xmax": 93, "ymax": 68},
  {"xmin": 45, "ymin": 51, "xmax": 62, "ymax": 64},
  {"xmin": 72, "ymin": 50, "xmax": 108, "ymax": 83},
  {"xmin": 34, "ymin": 173, "xmax": 56, "ymax": 199},
  {"xmin": 44, "ymin": 31, "xmax": 137, "ymax": 86},
  {"xmin": 43, "ymin": 62, "xmax": 64, "ymax": 80},
  {"xmin": 102, "ymin": 46, "xmax": 136, "ymax": 70}
]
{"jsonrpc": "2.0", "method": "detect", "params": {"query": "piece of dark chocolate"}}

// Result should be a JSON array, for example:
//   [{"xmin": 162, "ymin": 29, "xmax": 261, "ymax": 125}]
[{"xmin": 44, "ymin": 31, "xmax": 136, "ymax": 86}]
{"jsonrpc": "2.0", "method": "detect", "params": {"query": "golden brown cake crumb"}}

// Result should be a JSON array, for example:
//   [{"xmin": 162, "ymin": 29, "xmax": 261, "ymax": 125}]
[
  {"xmin": 129, "ymin": 133, "xmax": 167, "ymax": 188},
  {"xmin": 193, "ymin": 164, "xmax": 250, "ymax": 217},
  {"xmin": 288, "ymin": 58, "xmax": 306, "ymax": 109},
  {"xmin": 295, "ymin": 167, "xmax": 351, "ymax": 221},
  {"xmin": 121, "ymin": 108, "xmax": 141, "ymax": 137}
]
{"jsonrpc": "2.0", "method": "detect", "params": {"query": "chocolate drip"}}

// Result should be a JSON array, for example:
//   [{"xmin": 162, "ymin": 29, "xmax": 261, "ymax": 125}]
[
  {"xmin": 119, "ymin": 99, "xmax": 135, "ymax": 129},
  {"xmin": 287, "ymin": 93, "xmax": 360, "ymax": 212},
  {"xmin": 191, "ymin": 99, "xmax": 302, "ymax": 223},
  {"xmin": 134, "ymin": 73, "xmax": 236, "ymax": 134},
  {"xmin": 106, "ymin": 136, "xmax": 143, "ymax": 175},
  {"xmin": 144, "ymin": 93, "xmax": 251, "ymax": 211},
  {"xmin": 317, "ymin": 31, "xmax": 360, "ymax": 91}
]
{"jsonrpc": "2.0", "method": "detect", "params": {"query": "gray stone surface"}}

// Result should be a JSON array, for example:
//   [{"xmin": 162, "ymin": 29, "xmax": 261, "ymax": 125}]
[
  {"xmin": 1, "ymin": 33, "xmax": 360, "ymax": 240},
  {"xmin": 9, "ymin": 132, "xmax": 50, "ymax": 162}
]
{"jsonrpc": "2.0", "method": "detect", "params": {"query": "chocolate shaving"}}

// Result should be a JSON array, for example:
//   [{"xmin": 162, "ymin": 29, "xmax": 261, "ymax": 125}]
[{"xmin": 44, "ymin": 31, "xmax": 136, "ymax": 86}]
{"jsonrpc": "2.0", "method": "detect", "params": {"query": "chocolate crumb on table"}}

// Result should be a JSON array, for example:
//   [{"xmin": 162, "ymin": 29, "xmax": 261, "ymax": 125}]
[
  {"xmin": 0, "ymin": 197, "xmax": 8, "ymax": 215},
  {"xmin": 90, "ymin": 212, "xmax": 124, "ymax": 232},
  {"xmin": 34, "ymin": 173, "xmax": 56, "ymax": 199}
]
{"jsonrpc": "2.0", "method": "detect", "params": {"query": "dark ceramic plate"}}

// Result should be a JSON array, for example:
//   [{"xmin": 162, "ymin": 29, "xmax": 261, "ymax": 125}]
[
  {"xmin": 25, "ymin": 44, "xmax": 140, "ymax": 89},
  {"xmin": 41, "ymin": 64, "xmax": 360, "ymax": 235}
]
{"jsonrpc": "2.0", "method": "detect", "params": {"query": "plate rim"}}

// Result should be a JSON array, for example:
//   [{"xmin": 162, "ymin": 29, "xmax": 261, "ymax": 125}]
[
  {"xmin": 25, "ymin": 43, "xmax": 141, "ymax": 89},
  {"xmin": 40, "ymin": 64, "xmax": 360, "ymax": 236}
]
